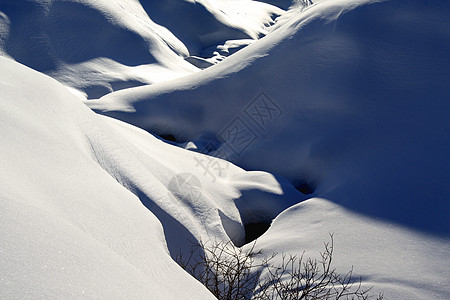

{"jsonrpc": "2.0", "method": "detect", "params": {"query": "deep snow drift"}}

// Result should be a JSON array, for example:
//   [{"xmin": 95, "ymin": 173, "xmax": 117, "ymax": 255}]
[
  {"xmin": 1, "ymin": 0, "xmax": 450, "ymax": 299},
  {"xmin": 0, "ymin": 0, "xmax": 281, "ymax": 99},
  {"xmin": 0, "ymin": 55, "xmax": 303, "ymax": 298},
  {"xmin": 88, "ymin": 0, "xmax": 450, "ymax": 235}
]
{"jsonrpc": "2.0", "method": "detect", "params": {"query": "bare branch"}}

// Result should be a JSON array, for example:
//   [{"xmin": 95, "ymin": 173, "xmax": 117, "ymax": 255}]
[{"xmin": 175, "ymin": 235, "xmax": 382, "ymax": 300}]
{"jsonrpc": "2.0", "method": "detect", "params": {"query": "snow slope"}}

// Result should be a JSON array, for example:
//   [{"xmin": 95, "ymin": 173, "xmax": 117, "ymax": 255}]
[
  {"xmin": 88, "ymin": 0, "xmax": 450, "ymax": 235},
  {"xmin": 251, "ymin": 198, "xmax": 450, "ymax": 299},
  {"xmin": 1, "ymin": 0, "xmax": 450, "ymax": 299},
  {"xmin": 0, "ymin": 0, "xmax": 196, "ymax": 99},
  {"xmin": 0, "ymin": 56, "xmax": 214, "ymax": 299},
  {"xmin": 86, "ymin": 0, "xmax": 450, "ymax": 298},
  {"xmin": 0, "ymin": 55, "xmax": 304, "ymax": 298},
  {"xmin": 0, "ymin": 0, "xmax": 282, "ymax": 99}
]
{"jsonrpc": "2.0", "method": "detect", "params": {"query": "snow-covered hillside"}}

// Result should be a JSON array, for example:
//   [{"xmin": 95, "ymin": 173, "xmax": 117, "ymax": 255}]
[
  {"xmin": 1, "ymin": 0, "xmax": 449, "ymax": 299},
  {"xmin": 0, "ymin": 0, "xmax": 282, "ymax": 99}
]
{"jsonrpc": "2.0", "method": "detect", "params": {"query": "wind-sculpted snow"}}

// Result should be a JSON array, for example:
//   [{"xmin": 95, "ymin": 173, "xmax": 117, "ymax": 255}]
[
  {"xmin": 0, "ymin": 0, "xmax": 194, "ymax": 98},
  {"xmin": 138, "ymin": 0, "xmax": 282, "ymax": 55},
  {"xmin": 0, "ymin": 56, "xmax": 211, "ymax": 299},
  {"xmin": 85, "ymin": 1, "xmax": 450, "ymax": 297},
  {"xmin": 0, "ymin": 55, "xmax": 303, "ymax": 298},
  {"xmin": 1, "ymin": 0, "xmax": 450, "ymax": 299},
  {"xmin": 88, "ymin": 0, "xmax": 450, "ymax": 235},
  {"xmin": 251, "ymin": 198, "xmax": 450, "ymax": 299},
  {"xmin": 0, "ymin": 0, "xmax": 281, "ymax": 99}
]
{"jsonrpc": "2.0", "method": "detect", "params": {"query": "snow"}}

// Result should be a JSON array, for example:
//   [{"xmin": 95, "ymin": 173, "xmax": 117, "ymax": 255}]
[
  {"xmin": 87, "ymin": 0, "xmax": 450, "ymax": 234},
  {"xmin": 252, "ymin": 198, "xmax": 450, "ymax": 299},
  {"xmin": 0, "ymin": 55, "xmax": 213, "ymax": 299},
  {"xmin": 0, "ymin": 55, "xmax": 303, "ymax": 298},
  {"xmin": 0, "ymin": 0, "xmax": 199, "ymax": 99},
  {"xmin": 1, "ymin": 0, "xmax": 450, "ymax": 299},
  {"xmin": 0, "ymin": 0, "xmax": 283, "ymax": 99}
]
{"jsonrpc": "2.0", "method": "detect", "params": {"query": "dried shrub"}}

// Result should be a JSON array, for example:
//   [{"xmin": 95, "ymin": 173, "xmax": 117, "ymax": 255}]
[{"xmin": 176, "ymin": 234, "xmax": 383, "ymax": 300}]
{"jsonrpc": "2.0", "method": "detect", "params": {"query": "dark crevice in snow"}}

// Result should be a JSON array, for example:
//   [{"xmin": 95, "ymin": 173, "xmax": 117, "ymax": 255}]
[
  {"xmin": 159, "ymin": 134, "xmax": 178, "ymax": 142},
  {"xmin": 244, "ymin": 222, "xmax": 271, "ymax": 244},
  {"xmin": 154, "ymin": 131, "xmax": 189, "ymax": 145},
  {"xmin": 294, "ymin": 180, "xmax": 316, "ymax": 195}
]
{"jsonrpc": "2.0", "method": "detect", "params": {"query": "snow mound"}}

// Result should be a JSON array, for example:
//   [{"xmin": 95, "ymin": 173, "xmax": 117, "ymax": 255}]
[
  {"xmin": 0, "ymin": 0, "xmax": 196, "ymax": 99},
  {"xmin": 2, "ymin": 0, "xmax": 450, "ymax": 298},
  {"xmin": 88, "ymin": 0, "xmax": 450, "ymax": 235},
  {"xmin": 0, "ymin": 55, "xmax": 213, "ymax": 299},
  {"xmin": 252, "ymin": 198, "xmax": 450, "ymax": 299},
  {"xmin": 84, "ymin": 2, "xmax": 450, "ymax": 297},
  {"xmin": 0, "ymin": 0, "xmax": 282, "ymax": 99},
  {"xmin": 138, "ymin": 0, "xmax": 283, "ymax": 55},
  {"xmin": 0, "ymin": 55, "xmax": 304, "ymax": 298}
]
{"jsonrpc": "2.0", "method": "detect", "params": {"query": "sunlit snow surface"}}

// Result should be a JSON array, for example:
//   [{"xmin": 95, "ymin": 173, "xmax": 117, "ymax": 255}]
[{"xmin": 1, "ymin": 0, "xmax": 450, "ymax": 299}]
